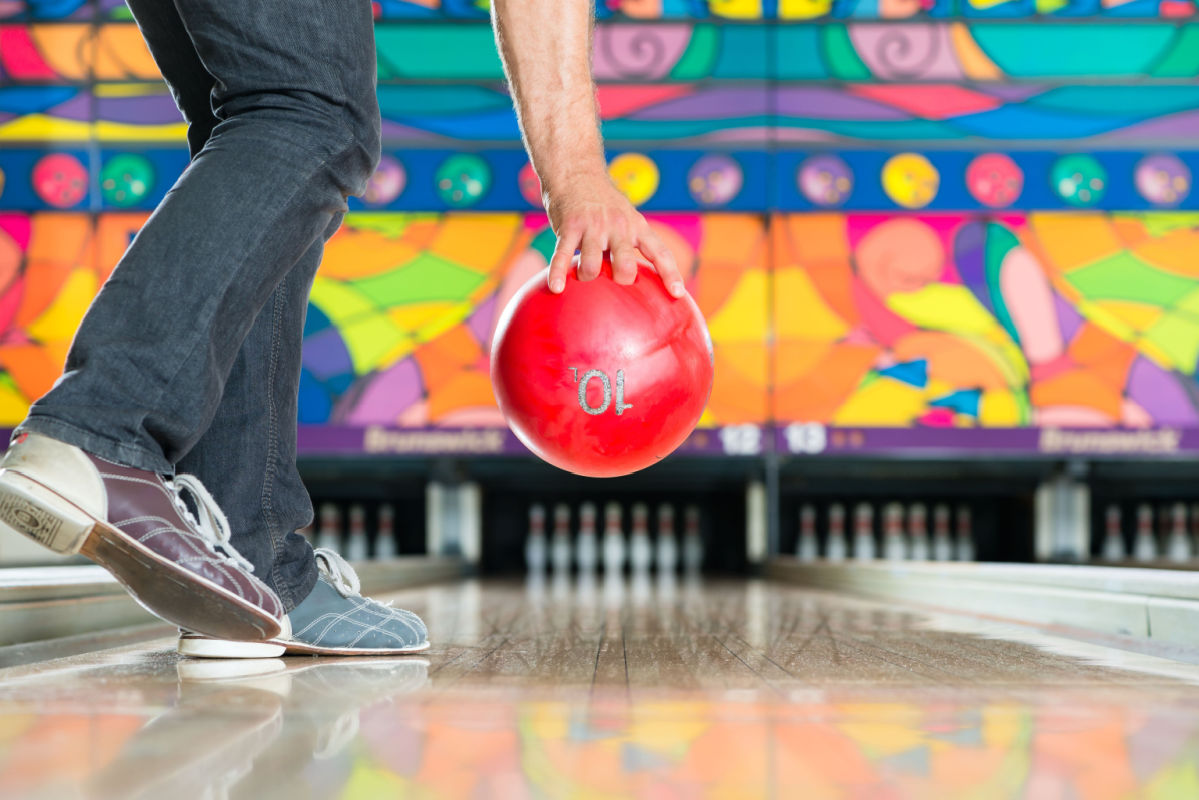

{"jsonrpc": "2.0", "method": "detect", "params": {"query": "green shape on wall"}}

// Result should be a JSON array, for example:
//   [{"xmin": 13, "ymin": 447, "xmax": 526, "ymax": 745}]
[
  {"xmin": 1068, "ymin": 253, "xmax": 1196, "ymax": 307},
  {"xmin": 531, "ymin": 228, "xmax": 557, "ymax": 263},
  {"xmin": 1152, "ymin": 28, "xmax": 1199, "ymax": 77},
  {"xmin": 342, "ymin": 213, "xmax": 434, "ymax": 239},
  {"xmin": 670, "ymin": 25, "xmax": 720, "ymax": 80},
  {"xmin": 984, "ymin": 222, "xmax": 1022, "ymax": 346},
  {"xmin": 375, "ymin": 26, "xmax": 504, "ymax": 81},
  {"xmin": 353, "ymin": 254, "xmax": 487, "ymax": 307},
  {"xmin": 820, "ymin": 26, "xmax": 870, "ymax": 81}
]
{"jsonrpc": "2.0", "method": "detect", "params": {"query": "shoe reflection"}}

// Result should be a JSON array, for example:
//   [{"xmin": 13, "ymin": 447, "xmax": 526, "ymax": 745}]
[{"xmin": 86, "ymin": 657, "xmax": 430, "ymax": 800}]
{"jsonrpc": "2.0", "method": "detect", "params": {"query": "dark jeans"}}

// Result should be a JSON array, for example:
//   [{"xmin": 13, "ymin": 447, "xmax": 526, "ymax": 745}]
[{"xmin": 17, "ymin": 0, "xmax": 381, "ymax": 610}]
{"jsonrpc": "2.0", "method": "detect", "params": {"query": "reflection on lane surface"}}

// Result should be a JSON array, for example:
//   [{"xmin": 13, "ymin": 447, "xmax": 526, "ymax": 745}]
[{"xmin": 1, "ymin": 579, "xmax": 1198, "ymax": 798}]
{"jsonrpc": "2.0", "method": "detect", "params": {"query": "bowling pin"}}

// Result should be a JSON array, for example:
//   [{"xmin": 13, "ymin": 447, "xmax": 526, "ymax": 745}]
[
  {"xmin": 1191, "ymin": 503, "xmax": 1199, "ymax": 560},
  {"xmin": 955, "ymin": 504, "xmax": 975, "ymax": 562},
  {"xmin": 1167, "ymin": 502, "xmax": 1191, "ymax": 563},
  {"xmin": 1133, "ymin": 503, "xmax": 1157, "ymax": 562},
  {"xmin": 629, "ymin": 502, "xmax": 653, "ymax": 573},
  {"xmin": 375, "ymin": 503, "xmax": 397, "ymax": 560},
  {"xmin": 883, "ymin": 502, "xmax": 907, "ymax": 561},
  {"xmin": 525, "ymin": 503, "xmax": 548, "ymax": 573},
  {"xmin": 1101, "ymin": 504, "xmax": 1125, "ymax": 562},
  {"xmin": 908, "ymin": 503, "xmax": 929, "ymax": 561},
  {"xmin": 825, "ymin": 503, "xmax": 847, "ymax": 562},
  {"xmin": 603, "ymin": 502, "xmax": 627, "ymax": 574},
  {"xmin": 576, "ymin": 502, "xmax": 599, "ymax": 574},
  {"xmin": 630, "ymin": 567, "xmax": 652, "ymax": 607},
  {"xmin": 316, "ymin": 503, "xmax": 341, "ymax": 553},
  {"xmin": 932, "ymin": 504, "xmax": 953, "ymax": 562},
  {"xmin": 682, "ymin": 504, "xmax": 704, "ymax": 574},
  {"xmin": 852, "ymin": 502, "xmax": 875, "ymax": 561},
  {"xmin": 797, "ymin": 503, "xmax": 818, "ymax": 562},
  {"xmin": 655, "ymin": 504, "xmax": 678, "ymax": 574},
  {"xmin": 1159, "ymin": 504, "xmax": 1172, "ymax": 556},
  {"xmin": 551, "ymin": 503, "xmax": 573, "ymax": 574},
  {"xmin": 346, "ymin": 504, "xmax": 369, "ymax": 562}
]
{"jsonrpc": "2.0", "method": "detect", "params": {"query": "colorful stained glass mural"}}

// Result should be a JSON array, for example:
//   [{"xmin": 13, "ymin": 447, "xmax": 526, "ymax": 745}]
[
  {"xmin": 303, "ymin": 212, "xmax": 768, "ymax": 430},
  {"xmin": 773, "ymin": 212, "xmax": 1199, "ymax": 430},
  {"xmin": 1, "ymin": 2, "xmax": 1198, "ymax": 455}
]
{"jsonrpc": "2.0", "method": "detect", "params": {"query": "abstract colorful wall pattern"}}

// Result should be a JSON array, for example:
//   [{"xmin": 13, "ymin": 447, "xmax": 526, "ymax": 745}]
[
  {"xmin": 773, "ymin": 212, "xmax": 1199, "ymax": 430},
  {"xmin": 301, "ymin": 213, "xmax": 768, "ymax": 429},
  {"xmin": 1, "ymin": 1, "xmax": 1198, "ymax": 455}
]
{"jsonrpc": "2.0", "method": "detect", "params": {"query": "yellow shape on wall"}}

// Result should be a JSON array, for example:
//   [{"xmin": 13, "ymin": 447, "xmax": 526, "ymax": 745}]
[
  {"xmin": 774, "ymin": 268, "xmax": 849, "ymax": 342},
  {"xmin": 980, "ymin": 389, "xmax": 1024, "ymax": 425},
  {"xmin": 886, "ymin": 284, "xmax": 1003, "ymax": 338},
  {"xmin": 1144, "ymin": 314, "xmax": 1199, "ymax": 373},
  {"xmin": 0, "ymin": 381, "xmax": 30, "ymax": 426},
  {"xmin": 709, "ymin": 0, "xmax": 765, "ymax": 18},
  {"xmin": 834, "ymin": 378, "xmax": 926, "ymax": 426},
  {"xmin": 780, "ymin": 0, "xmax": 834, "ymax": 18},
  {"xmin": 27, "ymin": 269, "xmax": 96, "ymax": 344},
  {"xmin": 0, "ymin": 116, "xmax": 92, "ymax": 143},
  {"xmin": 1089, "ymin": 300, "xmax": 1164, "ymax": 334},
  {"xmin": 706, "ymin": 270, "xmax": 768, "ymax": 343},
  {"xmin": 93, "ymin": 122, "xmax": 188, "ymax": 143}
]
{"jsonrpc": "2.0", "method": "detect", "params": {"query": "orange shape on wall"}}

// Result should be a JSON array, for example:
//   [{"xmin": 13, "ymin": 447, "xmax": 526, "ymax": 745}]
[
  {"xmin": 774, "ymin": 342, "xmax": 880, "ymax": 422},
  {"xmin": 893, "ymin": 331, "xmax": 1014, "ymax": 390},
  {"xmin": 414, "ymin": 324, "xmax": 484, "ymax": 394},
  {"xmin": 1031, "ymin": 369, "xmax": 1124, "ymax": 420}
]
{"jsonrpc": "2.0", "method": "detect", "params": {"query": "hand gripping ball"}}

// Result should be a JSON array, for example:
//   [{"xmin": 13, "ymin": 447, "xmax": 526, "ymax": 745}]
[{"xmin": 490, "ymin": 257, "xmax": 713, "ymax": 478}]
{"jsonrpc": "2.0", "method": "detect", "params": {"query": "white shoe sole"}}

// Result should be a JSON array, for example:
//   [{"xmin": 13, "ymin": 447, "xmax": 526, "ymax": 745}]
[
  {"xmin": 178, "ymin": 636, "xmax": 287, "ymax": 659},
  {"xmin": 179, "ymin": 634, "xmax": 431, "ymax": 659}
]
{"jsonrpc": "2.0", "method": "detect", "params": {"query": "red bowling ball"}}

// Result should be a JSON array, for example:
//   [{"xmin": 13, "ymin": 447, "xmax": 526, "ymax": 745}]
[{"xmin": 491, "ymin": 258, "xmax": 713, "ymax": 478}]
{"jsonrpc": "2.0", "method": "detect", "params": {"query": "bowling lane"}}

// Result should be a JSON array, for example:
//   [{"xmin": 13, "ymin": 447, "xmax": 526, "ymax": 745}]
[{"xmin": 4, "ymin": 578, "xmax": 1199, "ymax": 797}]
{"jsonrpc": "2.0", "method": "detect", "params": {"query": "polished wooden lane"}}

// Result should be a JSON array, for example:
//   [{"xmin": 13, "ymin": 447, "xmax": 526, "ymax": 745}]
[
  {"xmin": 416, "ymin": 577, "xmax": 1198, "ymax": 693},
  {"xmin": 2, "ymin": 577, "xmax": 1199, "ymax": 798}
]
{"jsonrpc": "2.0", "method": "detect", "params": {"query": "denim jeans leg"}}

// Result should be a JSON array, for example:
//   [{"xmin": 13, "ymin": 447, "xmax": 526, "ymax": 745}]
[
  {"xmin": 177, "ymin": 246, "xmax": 327, "ymax": 610},
  {"xmin": 108, "ymin": 0, "xmax": 333, "ymax": 608},
  {"xmin": 16, "ymin": 0, "xmax": 381, "ymax": 481}
]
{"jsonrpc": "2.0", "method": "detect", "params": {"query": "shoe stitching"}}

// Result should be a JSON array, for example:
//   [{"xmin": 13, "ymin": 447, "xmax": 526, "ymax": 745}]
[
  {"xmin": 292, "ymin": 601, "xmax": 422, "ymax": 647},
  {"xmin": 111, "ymin": 517, "xmax": 269, "ymax": 608},
  {"xmin": 38, "ymin": 464, "xmax": 278, "ymax": 614}
]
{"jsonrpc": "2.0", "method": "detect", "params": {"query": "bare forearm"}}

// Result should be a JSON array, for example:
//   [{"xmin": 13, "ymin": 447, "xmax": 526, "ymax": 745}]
[
  {"xmin": 491, "ymin": 0, "xmax": 607, "ymax": 197},
  {"xmin": 490, "ymin": 0, "xmax": 684, "ymax": 297}
]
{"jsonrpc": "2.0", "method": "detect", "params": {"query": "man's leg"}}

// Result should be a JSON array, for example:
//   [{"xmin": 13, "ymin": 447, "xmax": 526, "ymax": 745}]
[
  {"xmin": 16, "ymin": 0, "xmax": 381, "ymax": 474},
  {"xmin": 117, "ymin": 0, "xmax": 423, "ymax": 652},
  {"xmin": 177, "ymin": 255, "xmax": 323, "ymax": 612},
  {"xmin": 0, "ymin": 0, "xmax": 379, "ymax": 641},
  {"xmin": 116, "ymin": 0, "xmax": 335, "ymax": 611}
]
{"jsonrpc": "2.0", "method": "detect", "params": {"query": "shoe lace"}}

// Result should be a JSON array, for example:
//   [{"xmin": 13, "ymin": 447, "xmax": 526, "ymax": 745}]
[
  {"xmin": 164, "ymin": 473, "xmax": 256, "ymax": 573},
  {"xmin": 313, "ymin": 548, "xmax": 393, "ymax": 609}
]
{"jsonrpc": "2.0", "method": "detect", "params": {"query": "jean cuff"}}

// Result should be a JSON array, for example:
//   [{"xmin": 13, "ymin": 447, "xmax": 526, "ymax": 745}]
[{"xmin": 15, "ymin": 415, "xmax": 174, "ymax": 475}]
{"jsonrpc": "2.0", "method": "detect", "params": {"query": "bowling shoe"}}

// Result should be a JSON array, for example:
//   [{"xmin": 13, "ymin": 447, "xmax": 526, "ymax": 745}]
[
  {"xmin": 178, "ymin": 547, "xmax": 429, "ymax": 657},
  {"xmin": 0, "ymin": 432, "xmax": 283, "ymax": 640}
]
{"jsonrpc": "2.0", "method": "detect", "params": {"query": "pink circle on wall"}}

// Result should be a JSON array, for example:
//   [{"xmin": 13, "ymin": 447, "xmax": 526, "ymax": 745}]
[
  {"xmin": 966, "ymin": 153, "xmax": 1024, "ymax": 209},
  {"xmin": 33, "ymin": 153, "xmax": 88, "ymax": 209}
]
